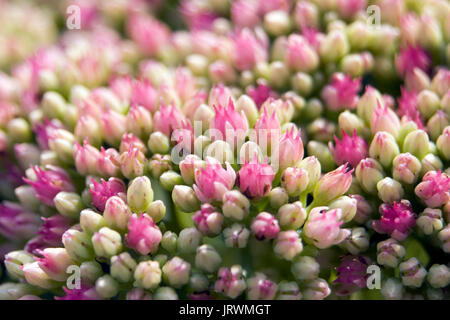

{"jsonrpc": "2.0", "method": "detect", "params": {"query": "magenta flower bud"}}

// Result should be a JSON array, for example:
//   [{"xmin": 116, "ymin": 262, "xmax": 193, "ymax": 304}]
[
  {"xmin": 392, "ymin": 153, "xmax": 422, "ymax": 184},
  {"xmin": 208, "ymin": 84, "xmax": 234, "ymax": 108},
  {"xmin": 73, "ymin": 140, "xmax": 101, "ymax": 176},
  {"xmin": 372, "ymin": 201, "xmax": 416, "ymax": 241},
  {"xmin": 321, "ymin": 73, "xmax": 361, "ymax": 111},
  {"xmin": 129, "ymin": 79, "xmax": 158, "ymax": 113},
  {"xmin": 278, "ymin": 128, "xmax": 304, "ymax": 171},
  {"xmin": 273, "ymin": 231, "xmax": 303, "ymax": 261},
  {"xmin": 370, "ymin": 102, "xmax": 401, "ymax": 138},
  {"xmin": 210, "ymin": 98, "xmax": 249, "ymax": 144},
  {"xmin": 281, "ymin": 167, "xmax": 309, "ymax": 197},
  {"xmin": 333, "ymin": 255, "xmax": 371, "ymax": 296},
  {"xmin": 36, "ymin": 214, "xmax": 72, "ymax": 249},
  {"xmin": 251, "ymin": 212, "xmax": 280, "ymax": 241},
  {"xmin": 304, "ymin": 207, "xmax": 350, "ymax": 249},
  {"xmin": 126, "ymin": 213, "xmax": 161, "ymax": 255},
  {"xmin": 89, "ymin": 178, "xmax": 126, "ymax": 212},
  {"xmin": 119, "ymin": 147, "xmax": 146, "ymax": 179},
  {"xmin": 74, "ymin": 115, "xmax": 102, "ymax": 148},
  {"xmin": 179, "ymin": 154, "xmax": 204, "ymax": 185},
  {"xmin": 355, "ymin": 158, "xmax": 385, "ymax": 194},
  {"xmin": 119, "ymin": 133, "xmax": 147, "ymax": 154},
  {"xmin": 247, "ymin": 273, "xmax": 278, "ymax": 300},
  {"xmin": 215, "ymin": 265, "xmax": 247, "ymax": 299},
  {"xmin": 237, "ymin": 158, "xmax": 274, "ymax": 200},
  {"xmin": 399, "ymin": 258, "xmax": 427, "ymax": 288},
  {"xmin": 193, "ymin": 157, "xmax": 236, "ymax": 203},
  {"xmin": 415, "ymin": 171, "xmax": 450, "ymax": 208},
  {"xmin": 329, "ymin": 130, "xmax": 368, "ymax": 168},
  {"xmin": 0, "ymin": 202, "xmax": 40, "ymax": 241},
  {"xmin": 22, "ymin": 262, "xmax": 59, "ymax": 289},
  {"xmin": 162, "ymin": 257, "xmax": 191, "ymax": 288},
  {"xmin": 232, "ymin": 29, "xmax": 267, "ymax": 71},
  {"xmin": 254, "ymin": 107, "xmax": 281, "ymax": 153},
  {"xmin": 284, "ymin": 34, "xmax": 318, "ymax": 73},
  {"xmin": 313, "ymin": 164, "xmax": 353, "ymax": 205},
  {"xmin": 126, "ymin": 105, "xmax": 153, "ymax": 140},
  {"xmin": 193, "ymin": 204, "xmax": 224, "ymax": 236},
  {"xmin": 24, "ymin": 165, "xmax": 75, "ymax": 207},
  {"xmin": 223, "ymin": 223, "xmax": 250, "ymax": 248},
  {"xmin": 377, "ymin": 238, "xmax": 406, "ymax": 268},
  {"xmin": 97, "ymin": 147, "xmax": 121, "ymax": 178},
  {"xmin": 369, "ymin": 131, "xmax": 400, "ymax": 168},
  {"xmin": 103, "ymin": 196, "xmax": 131, "ymax": 232},
  {"xmin": 36, "ymin": 248, "xmax": 75, "ymax": 281},
  {"xmin": 246, "ymin": 82, "xmax": 278, "ymax": 110},
  {"xmin": 127, "ymin": 13, "xmax": 170, "ymax": 56},
  {"xmin": 33, "ymin": 119, "xmax": 64, "ymax": 150},
  {"xmin": 231, "ymin": 0, "xmax": 260, "ymax": 29},
  {"xmin": 395, "ymin": 45, "xmax": 430, "ymax": 77}
]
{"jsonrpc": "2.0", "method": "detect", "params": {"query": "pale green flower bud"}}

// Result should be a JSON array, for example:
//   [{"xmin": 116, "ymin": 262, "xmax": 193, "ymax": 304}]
[
  {"xmin": 103, "ymin": 196, "xmax": 131, "ymax": 232},
  {"xmin": 222, "ymin": 190, "xmax": 250, "ymax": 221},
  {"xmin": 403, "ymin": 130, "xmax": 430, "ymax": 160},
  {"xmin": 96, "ymin": 275, "xmax": 119, "ymax": 299},
  {"xmin": 381, "ymin": 278, "xmax": 403, "ymax": 300},
  {"xmin": 41, "ymin": 91, "xmax": 67, "ymax": 120},
  {"xmin": 80, "ymin": 261, "xmax": 103, "ymax": 285},
  {"xmin": 340, "ymin": 227, "xmax": 369, "ymax": 255},
  {"xmin": 153, "ymin": 287, "xmax": 178, "ymax": 300},
  {"xmin": 268, "ymin": 187, "xmax": 289, "ymax": 210},
  {"xmin": 427, "ymin": 264, "xmax": 450, "ymax": 289},
  {"xmin": 7, "ymin": 118, "xmax": 32, "ymax": 143},
  {"xmin": 62, "ymin": 229, "xmax": 95, "ymax": 262},
  {"xmin": 338, "ymin": 111, "xmax": 366, "ymax": 136},
  {"xmin": 281, "ymin": 167, "xmax": 309, "ymax": 197},
  {"xmin": 273, "ymin": 231, "xmax": 303, "ymax": 261},
  {"xmin": 417, "ymin": 208, "xmax": 443, "ymax": 235},
  {"xmin": 292, "ymin": 72, "xmax": 313, "ymax": 97},
  {"xmin": 146, "ymin": 200, "xmax": 166, "ymax": 223},
  {"xmin": 277, "ymin": 201, "xmax": 307, "ymax": 230},
  {"xmin": 160, "ymin": 171, "xmax": 183, "ymax": 191},
  {"xmin": 329, "ymin": 196, "xmax": 357, "ymax": 223},
  {"xmin": 172, "ymin": 185, "xmax": 200, "ymax": 212},
  {"xmin": 427, "ymin": 111, "xmax": 449, "ymax": 141},
  {"xmin": 177, "ymin": 227, "xmax": 201, "ymax": 254},
  {"xmin": 127, "ymin": 176, "xmax": 153, "ymax": 213},
  {"xmin": 399, "ymin": 258, "xmax": 427, "ymax": 288},
  {"xmin": 320, "ymin": 30, "xmax": 349, "ymax": 63},
  {"xmin": 355, "ymin": 158, "xmax": 385, "ymax": 194},
  {"xmin": 204, "ymin": 140, "xmax": 234, "ymax": 164},
  {"xmin": 264, "ymin": 10, "xmax": 291, "ymax": 36},
  {"xmin": 22, "ymin": 262, "xmax": 59, "ymax": 289},
  {"xmin": 369, "ymin": 131, "xmax": 400, "ymax": 168},
  {"xmin": 148, "ymin": 132, "xmax": 170, "ymax": 154},
  {"xmin": 436, "ymin": 126, "xmax": 450, "ymax": 161},
  {"xmin": 291, "ymin": 256, "xmax": 320, "ymax": 281},
  {"xmin": 161, "ymin": 231, "xmax": 177, "ymax": 254},
  {"xmin": 193, "ymin": 104, "xmax": 215, "ymax": 132},
  {"xmin": 236, "ymin": 95, "xmax": 259, "ymax": 128},
  {"xmin": 268, "ymin": 61, "xmax": 290, "ymax": 90},
  {"xmin": 377, "ymin": 177, "xmax": 404, "ymax": 203},
  {"xmin": 223, "ymin": 223, "xmax": 250, "ymax": 248},
  {"xmin": 80, "ymin": 209, "xmax": 106, "ymax": 234},
  {"xmin": 307, "ymin": 141, "xmax": 335, "ymax": 172},
  {"xmin": 302, "ymin": 278, "xmax": 330, "ymax": 300},
  {"xmin": 303, "ymin": 98, "xmax": 323, "ymax": 120},
  {"xmin": 377, "ymin": 238, "xmax": 406, "ymax": 268},
  {"xmin": 4, "ymin": 250, "xmax": 35, "ymax": 280},
  {"xmin": 392, "ymin": 153, "xmax": 422, "ymax": 184},
  {"xmin": 276, "ymin": 281, "xmax": 302, "ymax": 300},
  {"xmin": 54, "ymin": 192, "xmax": 84, "ymax": 219},
  {"xmin": 134, "ymin": 260, "xmax": 162, "ymax": 290},
  {"xmin": 111, "ymin": 252, "xmax": 137, "ymax": 283},
  {"xmin": 420, "ymin": 153, "xmax": 443, "ymax": 176},
  {"xmin": 195, "ymin": 244, "xmax": 222, "ymax": 273},
  {"xmin": 14, "ymin": 185, "xmax": 40, "ymax": 211},
  {"xmin": 162, "ymin": 257, "xmax": 191, "ymax": 288},
  {"xmin": 92, "ymin": 227, "xmax": 123, "ymax": 259},
  {"xmin": 189, "ymin": 272, "xmax": 209, "ymax": 292}
]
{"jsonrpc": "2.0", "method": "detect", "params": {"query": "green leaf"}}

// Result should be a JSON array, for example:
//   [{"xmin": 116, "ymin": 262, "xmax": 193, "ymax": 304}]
[{"xmin": 402, "ymin": 237, "xmax": 430, "ymax": 267}]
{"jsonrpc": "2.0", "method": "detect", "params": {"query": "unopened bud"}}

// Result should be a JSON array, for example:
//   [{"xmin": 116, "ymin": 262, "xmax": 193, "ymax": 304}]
[
  {"xmin": 92, "ymin": 227, "xmax": 123, "ymax": 259},
  {"xmin": 146, "ymin": 200, "xmax": 166, "ymax": 223},
  {"xmin": 223, "ymin": 223, "xmax": 250, "ymax": 248},
  {"xmin": 403, "ymin": 130, "xmax": 430, "ymax": 160},
  {"xmin": 264, "ymin": 10, "xmax": 291, "ymax": 36},
  {"xmin": 103, "ymin": 196, "xmax": 132, "ymax": 232},
  {"xmin": 427, "ymin": 264, "xmax": 450, "ymax": 289},
  {"xmin": 162, "ymin": 257, "xmax": 191, "ymax": 288},
  {"xmin": 376, "ymin": 177, "xmax": 404, "ymax": 204},
  {"xmin": 127, "ymin": 176, "xmax": 153, "ymax": 213},
  {"xmin": 177, "ymin": 227, "xmax": 201, "ymax": 254},
  {"xmin": 302, "ymin": 278, "xmax": 331, "ymax": 300},
  {"xmin": 399, "ymin": 258, "xmax": 427, "ymax": 288},
  {"xmin": 281, "ymin": 167, "xmax": 309, "ymax": 197},
  {"xmin": 54, "ymin": 192, "xmax": 84, "ymax": 219},
  {"xmin": 160, "ymin": 171, "xmax": 183, "ymax": 191},
  {"xmin": 222, "ymin": 190, "xmax": 250, "ymax": 221},
  {"xmin": 134, "ymin": 260, "xmax": 161, "ymax": 290},
  {"xmin": 172, "ymin": 185, "xmax": 200, "ymax": 212},
  {"xmin": 381, "ymin": 278, "xmax": 404, "ymax": 300},
  {"xmin": 417, "ymin": 208, "xmax": 443, "ymax": 235},
  {"xmin": 4, "ymin": 250, "xmax": 35, "ymax": 280},
  {"xmin": 148, "ymin": 132, "xmax": 170, "ymax": 154},
  {"xmin": 246, "ymin": 273, "xmax": 278, "ymax": 300},
  {"xmin": 80, "ymin": 261, "xmax": 103, "ymax": 285},
  {"xmin": 41, "ymin": 91, "xmax": 67, "ymax": 120},
  {"xmin": 62, "ymin": 229, "xmax": 95, "ymax": 262},
  {"xmin": 80, "ymin": 209, "xmax": 106, "ymax": 234},
  {"xmin": 111, "ymin": 252, "xmax": 137, "ymax": 283},
  {"xmin": 369, "ymin": 132, "xmax": 399, "ymax": 168},
  {"xmin": 377, "ymin": 238, "xmax": 406, "ymax": 268},
  {"xmin": 277, "ymin": 201, "xmax": 307, "ymax": 230},
  {"xmin": 273, "ymin": 231, "xmax": 303, "ymax": 261},
  {"xmin": 95, "ymin": 275, "xmax": 119, "ymax": 299},
  {"xmin": 329, "ymin": 196, "xmax": 357, "ymax": 223},
  {"xmin": 392, "ymin": 153, "xmax": 422, "ymax": 184},
  {"xmin": 195, "ymin": 244, "xmax": 222, "ymax": 273},
  {"xmin": 7, "ymin": 118, "xmax": 32, "ymax": 143},
  {"xmin": 340, "ymin": 227, "xmax": 369, "ymax": 255},
  {"xmin": 268, "ymin": 187, "xmax": 289, "ymax": 210}
]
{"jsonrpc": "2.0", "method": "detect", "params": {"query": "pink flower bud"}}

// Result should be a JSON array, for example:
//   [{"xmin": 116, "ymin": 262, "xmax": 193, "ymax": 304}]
[
  {"xmin": 119, "ymin": 147, "xmax": 146, "ymax": 179},
  {"xmin": 103, "ymin": 196, "xmax": 132, "ymax": 232},
  {"xmin": 237, "ymin": 157, "xmax": 275, "ymax": 199},
  {"xmin": 337, "ymin": 0, "xmax": 367, "ymax": 19},
  {"xmin": 97, "ymin": 147, "xmax": 121, "ymax": 178},
  {"xmin": 24, "ymin": 166, "xmax": 75, "ymax": 206},
  {"xmin": 231, "ymin": 0, "xmax": 260, "ymax": 29},
  {"xmin": 208, "ymin": 84, "xmax": 234, "ymax": 109},
  {"xmin": 193, "ymin": 204, "xmax": 224, "ymax": 236},
  {"xmin": 281, "ymin": 167, "xmax": 309, "ymax": 197},
  {"xmin": 215, "ymin": 265, "xmax": 247, "ymax": 299},
  {"xmin": 35, "ymin": 215, "xmax": 72, "ymax": 250},
  {"xmin": 90, "ymin": 178, "xmax": 126, "ymax": 212},
  {"xmin": 153, "ymin": 103, "xmax": 188, "ymax": 137},
  {"xmin": 36, "ymin": 248, "xmax": 75, "ymax": 281},
  {"xmin": 415, "ymin": 171, "xmax": 450, "ymax": 208},
  {"xmin": 273, "ymin": 231, "xmax": 303, "ymax": 260},
  {"xmin": 370, "ymin": 101, "xmax": 401, "ymax": 138},
  {"xmin": 321, "ymin": 73, "xmax": 361, "ymax": 111},
  {"xmin": 210, "ymin": 98, "xmax": 249, "ymax": 144},
  {"xmin": 392, "ymin": 153, "xmax": 422, "ymax": 184},
  {"xmin": 130, "ymin": 79, "xmax": 158, "ymax": 113},
  {"xmin": 126, "ymin": 213, "xmax": 162, "ymax": 255},
  {"xmin": 179, "ymin": 154, "xmax": 204, "ymax": 185},
  {"xmin": 231, "ymin": 29, "xmax": 267, "ymax": 71},
  {"xmin": 209, "ymin": 61, "xmax": 237, "ymax": 84},
  {"xmin": 395, "ymin": 45, "xmax": 430, "ymax": 77},
  {"xmin": 74, "ymin": 115, "xmax": 102, "ymax": 148},
  {"xmin": 127, "ymin": 13, "xmax": 170, "ymax": 56},
  {"xmin": 304, "ymin": 207, "xmax": 351, "ymax": 249},
  {"xmin": 253, "ymin": 108, "xmax": 281, "ymax": 151},
  {"xmin": 294, "ymin": 1, "xmax": 319, "ymax": 30},
  {"xmin": 119, "ymin": 133, "xmax": 146, "ymax": 154},
  {"xmin": 193, "ymin": 157, "xmax": 236, "ymax": 203},
  {"xmin": 246, "ymin": 82, "xmax": 279, "ymax": 109},
  {"xmin": 180, "ymin": 0, "xmax": 218, "ymax": 31},
  {"xmin": 0, "ymin": 202, "xmax": 40, "ymax": 241},
  {"xmin": 372, "ymin": 201, "xmax": 416, "ymax": 241},
  {"xmin": 246, "ymin": 273, "xmax": 278, "ymax": 300},
  {"xmin": 313, "ymin": 164, "xmax": 353, "ymax": 205},
  {"xmin": 73, "ymin": 140, "xmax": 101, "ymax": 176},
  {"xmin": 33, "ymin": 119, "xmax": 64, "ymax": 150},
  {"xmin": 56, "ymin": 286, "xmax": 101, "ymax": 300},
  {"xmin": 329, "ymin": 130, "xmax": 368, "ymax": 168},
  {"xmin": 397, "ymin": 88, "xmax": 425, "ymax": 129},
  {"xmin": 431, "ymin": 68, "xmax": 450, "ymax": 97},
  {"xmin": 277, "ymin": 127, "xmax": 304, "ymax": 171},
  {"xmin": 251, "ymin": 212, "xmax": 280, "ymax": 241},
  {"xmin": 285, "ymin": 34, "xmax": 319, "ymax": 73},
  {"xmin": 126, "ymin": 106, "xmax": 153, "ymax": 140}
]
